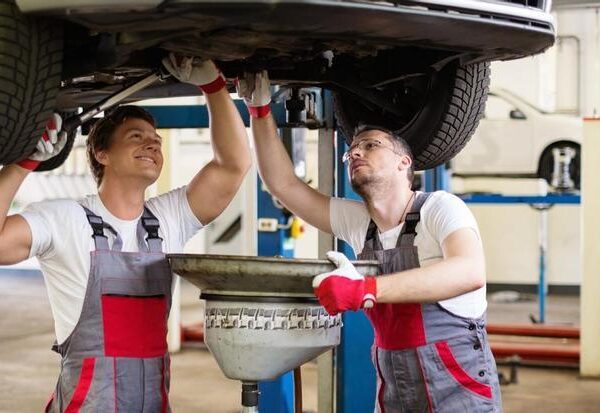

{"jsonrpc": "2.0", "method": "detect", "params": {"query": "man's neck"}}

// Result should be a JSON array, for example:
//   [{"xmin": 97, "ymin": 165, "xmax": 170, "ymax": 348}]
[
  {"xmin": 97, "ymin": 177, "xmax": 147, "ymax": 220},
  {"xmin": 365, "ymin": 186, "xmax": 414, "ymax": 233}
]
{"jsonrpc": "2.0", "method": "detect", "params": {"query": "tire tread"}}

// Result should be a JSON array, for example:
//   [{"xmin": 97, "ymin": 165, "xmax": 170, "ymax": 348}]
[
  {"xmin": 417, "ymin": 63, "xmax": 491, "ymax": 168},
  {"xmin": 0, "ymin": 0, "xmax": 62, "ymax": 165}
]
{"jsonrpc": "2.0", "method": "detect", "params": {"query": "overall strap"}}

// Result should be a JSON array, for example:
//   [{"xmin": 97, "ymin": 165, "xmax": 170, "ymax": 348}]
[
  {"xmin": 363, "ymin": 219, "xmax": 384, "ymax": 251},
  {"xmin": 136, "ymin": 206, "xmax": 163, "ymax": 253},
  {"xmin": 81, "ymin": 205, "xmax": 123, "ymax": 251},
  {"xmin": 396, "ymin": 192, "xmax": 432, "ymax": 247}
]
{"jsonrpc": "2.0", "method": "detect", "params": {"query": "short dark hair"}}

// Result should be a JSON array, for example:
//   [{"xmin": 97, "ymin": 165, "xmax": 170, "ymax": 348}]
[
  {"xmin": 352, "ymin": 124, "xmax": 414, "ymax": 183},
  {"xmin": 86, "ymin": 106, "xmax": 156, "ymax": 186}
]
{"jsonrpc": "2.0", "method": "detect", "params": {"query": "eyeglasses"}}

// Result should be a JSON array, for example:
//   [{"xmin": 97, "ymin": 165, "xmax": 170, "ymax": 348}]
[{"xmin": 342, "ymin": 139, "xmax": 401, "ymax": 163}]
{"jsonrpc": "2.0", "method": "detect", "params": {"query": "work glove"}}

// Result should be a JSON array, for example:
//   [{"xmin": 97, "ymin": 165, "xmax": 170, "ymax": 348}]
[
  {"xmin": 162, "ymin": 53, "xmax": 226, "ymax": 94},
  {"xmin": 17, "ymin": 114, "xmax": 66, "ymax": 171},
  {"xmin": 236, "ymin": 70, "xmax": 271, "ymax": 118},
  {"xmin": 313, "ymin": 251, "xmax": 377, "ymax": 315}
]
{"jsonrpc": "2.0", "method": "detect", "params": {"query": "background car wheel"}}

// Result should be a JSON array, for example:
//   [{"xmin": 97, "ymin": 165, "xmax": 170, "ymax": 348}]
[
  {"xmin": 333, "ymin": 61, "xmax": 490, "ymax": 171},
  {"xmin": 538, "ymin": 142, "xmax": 580, "ymax": 190},
  {"xmin": 0, "ymin": 0, "xmax": 63, "ymax": 166}
]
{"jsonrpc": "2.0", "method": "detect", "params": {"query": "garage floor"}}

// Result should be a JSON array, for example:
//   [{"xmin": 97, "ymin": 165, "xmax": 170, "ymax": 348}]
[{"xmin": 1, "ymin": 270, "xmax": 599, "ymax": 413}]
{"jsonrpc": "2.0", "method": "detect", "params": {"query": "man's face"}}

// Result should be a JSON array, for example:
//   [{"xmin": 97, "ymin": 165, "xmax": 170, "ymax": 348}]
[
  {"xmin": 97, "ymin": 117, "xmax": 163, "ymax": 185},
  {"xmin": 345, "ymin": 130, "xmax": 406, "ymax": 189}
]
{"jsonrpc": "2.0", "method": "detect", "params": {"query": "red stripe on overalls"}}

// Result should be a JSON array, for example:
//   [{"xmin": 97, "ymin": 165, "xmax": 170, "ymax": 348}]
[
  {"xmin": 64, "ymin": 358, "xmax": 96, "ymax": 413},
  {"xmin": 435, "ymin": 342, "xmax": 492, "ymax": 399}
]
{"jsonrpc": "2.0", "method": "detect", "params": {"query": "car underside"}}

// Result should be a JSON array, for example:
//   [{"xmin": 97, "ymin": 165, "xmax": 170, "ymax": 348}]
[
  {"xmin": 1, "ymin": 0, "xmax": 555, "ymax": 171},
  {"xmin": 53, "ymin": 1, "xmax": 555, "ymax": 106}
]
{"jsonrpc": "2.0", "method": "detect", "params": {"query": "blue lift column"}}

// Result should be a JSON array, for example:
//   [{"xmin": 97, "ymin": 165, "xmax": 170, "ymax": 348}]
[
  {"xmin": 256, "ymin": 173, "xmax": 295, "ymax": 413},
  {"xmin": 423, "ymin": 164, "xmax": 451, "ymax": 192},
  {"xmin": 256, "ymin": 127, "xmax": 299, "ymax": 413}
]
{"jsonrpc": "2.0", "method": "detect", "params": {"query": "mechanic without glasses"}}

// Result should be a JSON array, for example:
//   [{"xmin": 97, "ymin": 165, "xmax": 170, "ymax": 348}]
[{"xmin": 0, "ymin": 54, "xmax": 251, "ymax": 412}]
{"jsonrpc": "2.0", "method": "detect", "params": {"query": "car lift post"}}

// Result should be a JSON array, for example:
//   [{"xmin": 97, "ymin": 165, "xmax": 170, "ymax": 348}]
[
  {"xmin": 255, "ymin": 153, "xmax": 295, "ymax": 413},
  {"xmin": 423, "ymin": 164, "xmax": 451, "ymax": 192},
  {"xmin": 255, "ymin": 126, "xmax": 311, "ymax": 413},
  {"xmin": 315, "ymin": 91, "xmax": 337, "ymax": 413}
]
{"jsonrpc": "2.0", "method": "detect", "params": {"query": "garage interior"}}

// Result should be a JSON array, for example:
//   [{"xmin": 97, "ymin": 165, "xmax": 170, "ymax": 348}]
[{"xmin": 2, "ymin": 1, "xmax": 600, "ymax": 413}]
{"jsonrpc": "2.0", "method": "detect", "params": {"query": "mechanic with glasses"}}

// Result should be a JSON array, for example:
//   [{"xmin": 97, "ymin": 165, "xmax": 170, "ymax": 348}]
[
  {"xmin": 237, "ymin": 70, "xmax": 502, "ymax": 412},
  {"xmin": 0, "ymin": 54, "xmax": 251, "ymax": 412}
]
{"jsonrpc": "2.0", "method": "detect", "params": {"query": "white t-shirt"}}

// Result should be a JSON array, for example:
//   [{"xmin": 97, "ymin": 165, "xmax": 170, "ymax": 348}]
[
  {"xmin": 20, "ymin": 186, "xmax": 203, "ymax": 344},
  {"xmin": 330, "ymin": 190, "xmax": 487, "ymax": 318}
]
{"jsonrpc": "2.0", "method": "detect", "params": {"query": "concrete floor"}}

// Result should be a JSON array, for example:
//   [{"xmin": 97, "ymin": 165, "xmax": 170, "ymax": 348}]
[{"xmin": 1, "ymin": 270, "xmax": 599, "ymax": 413}]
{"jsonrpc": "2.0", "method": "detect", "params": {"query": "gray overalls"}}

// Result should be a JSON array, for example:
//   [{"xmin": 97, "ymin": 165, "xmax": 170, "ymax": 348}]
[
  {"xmin": 46, "ymin": 205, "xmax": 173, "ymax": 412},
  {"xmin": 357, "ymin": 193, "xmax": 502, "ymax": 413}
]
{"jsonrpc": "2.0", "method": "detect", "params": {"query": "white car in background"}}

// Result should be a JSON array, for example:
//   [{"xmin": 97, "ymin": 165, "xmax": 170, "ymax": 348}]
[{"xmin": 451, "ymin": 88, "xmax": 582, "ymax": 188}]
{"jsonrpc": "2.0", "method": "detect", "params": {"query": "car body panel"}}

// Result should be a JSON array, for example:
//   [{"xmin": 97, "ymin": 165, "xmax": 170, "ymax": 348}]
[
  {"xmin": 452, "ymin": 88, "xmax": 582, "ymax": 175},
  {"xmin": 17, "ymin": 0, "xmax": 555, "ymax": 18},
  {"xmin": 14, "ymin": 0, "xmax": 556, "ymax": 111},
  {"xmin": 19, "ymin": 1, "xmax": 554, "ymax": 63}
]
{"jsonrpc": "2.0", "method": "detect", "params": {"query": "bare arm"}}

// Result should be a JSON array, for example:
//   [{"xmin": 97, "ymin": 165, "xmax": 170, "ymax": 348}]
[
  {"xmin": 251, "ymin": 113, "xmax": 332, "ymax": 233},
  {"xmin": 186, "ymin": 88, "xmax": 252, "ymax": 224},
  {"xmin": 375, "ymin": 228, "xmax": 486, "ymax": 303},
  {"xmin": 0, "ymin": 165, "xmax": 33, "ymax": 265}
]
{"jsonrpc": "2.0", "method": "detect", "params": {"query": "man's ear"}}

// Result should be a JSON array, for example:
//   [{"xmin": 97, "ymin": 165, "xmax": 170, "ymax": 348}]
[
  {"xmin": 95, "ymin": 150, "xmax": 109, "ymax": 166},
  {"xmin": 398, "ymin": 154, "xmax": 412, "ymax": 171}
]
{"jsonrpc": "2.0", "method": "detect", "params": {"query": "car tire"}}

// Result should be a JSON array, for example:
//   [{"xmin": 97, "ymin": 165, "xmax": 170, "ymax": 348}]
[
  {"xmin": 0, "ymin": 0, "xmax": 63, "ymax": 166},
  {"xmin": 538, "ymin": 142, "xmax": 580, "ymax": 190},
  {"xmin": 333, "ymin": 61, "xmax": 490, "ymax": 171}
]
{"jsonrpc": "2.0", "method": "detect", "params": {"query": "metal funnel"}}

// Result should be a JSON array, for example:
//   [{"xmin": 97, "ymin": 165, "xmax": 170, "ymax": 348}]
[
  {"xmin": 203, "ymin": 299, "xmax": 341, "ymax": 381},
  {"xmin": 169, "ymin": 254, "xmax": 379, "ymax": 409}
]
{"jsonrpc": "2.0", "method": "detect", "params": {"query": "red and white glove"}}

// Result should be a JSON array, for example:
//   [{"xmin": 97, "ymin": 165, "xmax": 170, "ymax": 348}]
[
  {"xmin": 17, "ymin": 114, "xmax": 66, "ymax": 171},
  {"xmin": 236, "ymin": 70, "xmax": 271, "ymax": 118},
  {"xmin": 162, "ymin": 53, "xmax": 226, "ymax": 94},
  {"xmin": 313, "ymin": 251, "xmax": 377, "ymax": 316}
]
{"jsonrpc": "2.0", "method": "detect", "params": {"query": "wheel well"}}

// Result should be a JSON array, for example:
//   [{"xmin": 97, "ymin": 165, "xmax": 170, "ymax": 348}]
[
  {"xmin": 537, "ymin": 140, "xmax": 580, "ymax": 174},
  {"xmin": 537, "ymin": 140, "xmax": 580, "ymax": 188}
]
